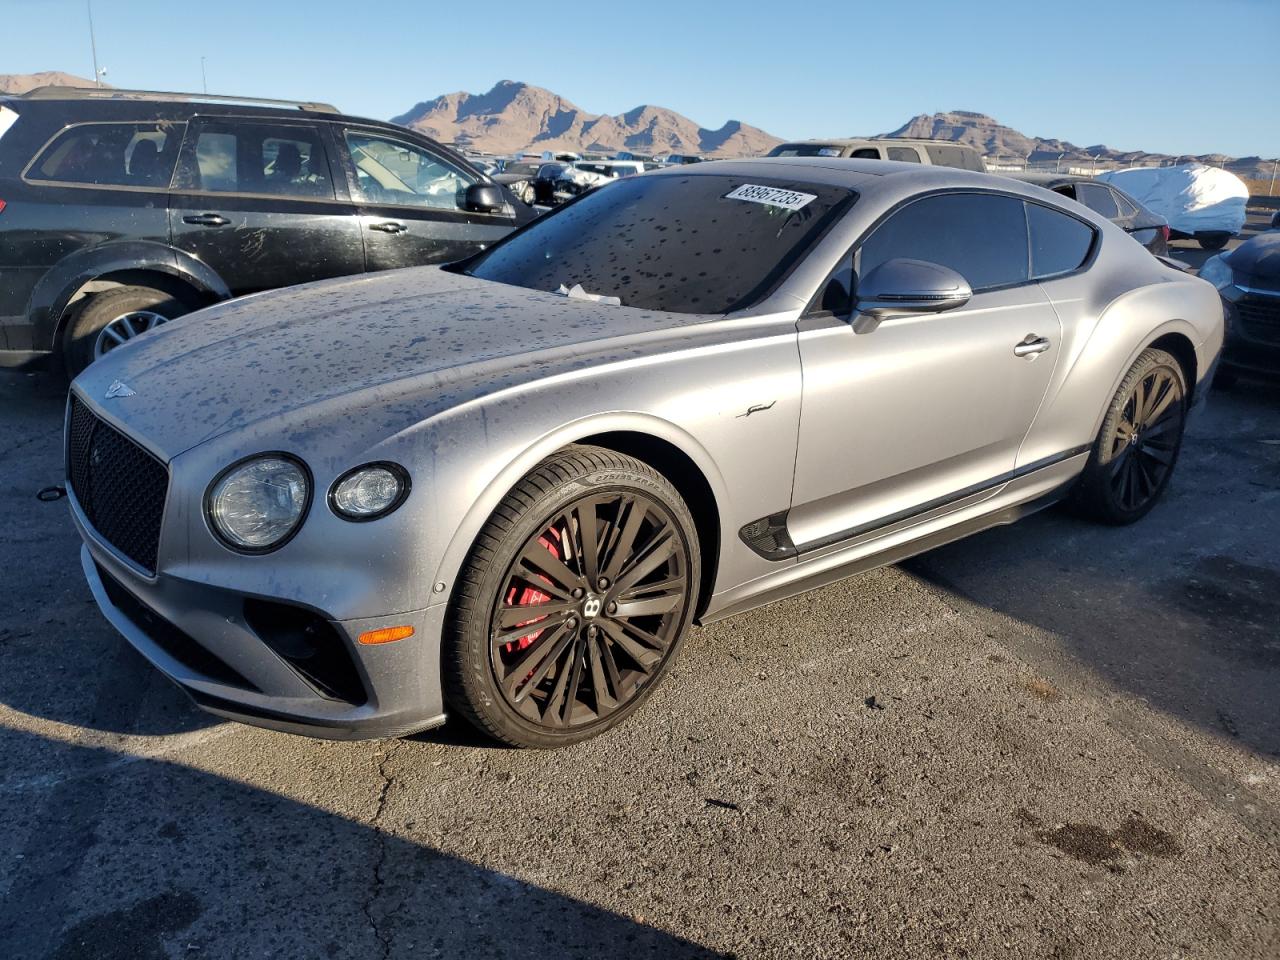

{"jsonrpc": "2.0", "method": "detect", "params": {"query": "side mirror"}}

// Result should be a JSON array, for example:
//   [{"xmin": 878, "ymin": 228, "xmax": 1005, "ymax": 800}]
[
  {"xmin": 853, "ymin": 258, "xmax": 972, "ymax": 329},
  {"xmin": 463, "ymin": 182, "xmax": 505, "ymax": 214}
]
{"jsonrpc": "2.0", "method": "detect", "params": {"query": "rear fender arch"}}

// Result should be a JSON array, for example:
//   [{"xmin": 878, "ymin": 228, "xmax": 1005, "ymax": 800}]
[{"xmin": 1086, "ymin": 317, "xmax": 1202, "ymax": 440}]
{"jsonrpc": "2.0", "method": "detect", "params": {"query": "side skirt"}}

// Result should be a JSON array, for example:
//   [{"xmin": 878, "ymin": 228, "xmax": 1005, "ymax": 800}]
[{"xmin": 702, "ymin": 460, "xmax": 1084, "ymax": 625}]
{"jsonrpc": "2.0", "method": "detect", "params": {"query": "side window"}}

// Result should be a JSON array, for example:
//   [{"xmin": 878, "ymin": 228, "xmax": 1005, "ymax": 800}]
[
  {"xmin": 1027, "ymin": 202, "xmax": 1095, "ymax": 279},
  {"xmin": 1076, "ymin": 183, "xmax": 1120, "ymax": 219},
  {"xmin": 344, "ymin": 130, "xmax": 475, "ymax": 210},
  {"xmin": 27, "ymin": 121, "xmax": 184, "ymax": 188},
  {"xmin": 886, "ymin": 146, "xmax": 921, "ymax": 163},
  {"xmin": 857, "ymin": 193, "xmax": 1030, "ymax": 292},
  {"xmin": 175, "ymin": 122, "xmax": 333, "ymax": 198},
  {"xmin": 849, "ymin": 148, "xmax": 880, "ymax": 159},
  {"xmin": 924, "ymin": 145, "xmax": 978, "ymax": 170}
]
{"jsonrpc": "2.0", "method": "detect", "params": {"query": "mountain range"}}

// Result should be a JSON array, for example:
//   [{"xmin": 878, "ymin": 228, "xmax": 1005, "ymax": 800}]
[
  {"xmin": 1, "ymin": 73, "xmax": 1273, "ymax": 179},
  {"xmin": 0, "ymin": 70, "xmax": 101, "ymax": 95},
  {"xmin": 393, "ymin": 83, "xmax": 1274, "ymax": 179},
  {"xmin": 391, "ymin": 80, "xmax": 780, "ymax": 158},
  {"xmin": 884, "ymin": 110, "xmax": 1273, "ymax": 179}
]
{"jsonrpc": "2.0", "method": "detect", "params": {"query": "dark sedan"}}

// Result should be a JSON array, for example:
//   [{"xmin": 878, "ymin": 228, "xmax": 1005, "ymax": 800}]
[
  {"xmin": 1003, "ymin": 172, "xmax": 1170, "ymax": 257},
  {"xmin": 1199, "ymin": 227, "xmax": 1280, "ymax": 382}
]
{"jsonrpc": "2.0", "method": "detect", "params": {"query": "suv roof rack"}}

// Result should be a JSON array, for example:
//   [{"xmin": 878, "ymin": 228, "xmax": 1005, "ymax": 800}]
[{"xmin": 19, "ymin": 86, "xmax": 340, "ymax": 114}]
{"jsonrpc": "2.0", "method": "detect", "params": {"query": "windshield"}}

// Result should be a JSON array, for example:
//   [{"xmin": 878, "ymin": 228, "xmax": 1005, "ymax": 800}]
[
  {"xmin": 505, "ymin": 162, "xmax": 541, "ymax": 177},
  {"xmin": 464, "ymin": 174, "xmax": 854, "ymax": 314}
]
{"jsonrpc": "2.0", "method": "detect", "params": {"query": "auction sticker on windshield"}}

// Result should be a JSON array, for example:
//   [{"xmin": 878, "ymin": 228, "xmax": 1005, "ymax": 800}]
[{"xmin": 724, "ymin": 184, "xmax": 816, "ymax": 211}]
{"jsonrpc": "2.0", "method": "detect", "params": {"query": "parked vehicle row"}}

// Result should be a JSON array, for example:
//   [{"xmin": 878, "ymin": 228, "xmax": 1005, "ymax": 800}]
[
  {"xmin": 0, "ymin": 85, "xmax": 536, "ymax": 374},
  {"xmin": 490, "ymin": 158, "xmax": 654, "ymax": 207},
  {"xmin": 66, "ymin": 156, "xmax": 1224, "ymax": 747},
  {"xmin": 1000, "ymin": 172, "xmax": 1171, "ymax": 257}
]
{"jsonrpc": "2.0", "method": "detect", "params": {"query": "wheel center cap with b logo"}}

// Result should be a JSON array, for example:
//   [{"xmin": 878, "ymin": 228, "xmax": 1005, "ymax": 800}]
[{"xmin": 581, "ymin": 594, "xmax": 603, "ymax": 619}]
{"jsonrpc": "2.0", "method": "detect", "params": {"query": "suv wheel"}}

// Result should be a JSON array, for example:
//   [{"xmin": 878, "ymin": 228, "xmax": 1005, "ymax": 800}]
[
  {"xmin": 443, "ymin": 446, "xmax": 700, "ymax": 748},
  {"xmin": 63, "ymin": 286, "xmax": 192, "ymax": 377}
]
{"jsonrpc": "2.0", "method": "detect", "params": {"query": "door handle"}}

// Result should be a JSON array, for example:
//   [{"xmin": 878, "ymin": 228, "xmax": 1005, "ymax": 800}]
[
  {"xmin": 182, "ymin": 213, "xmax": 229, "ymax": 227},
  {"xmin": 368, "ymin": 221, "xmax": 407, "ymax": 234},
  {"xmin": 1014, "ymin": 334, "xmax": 1052, "ymax": 358}
]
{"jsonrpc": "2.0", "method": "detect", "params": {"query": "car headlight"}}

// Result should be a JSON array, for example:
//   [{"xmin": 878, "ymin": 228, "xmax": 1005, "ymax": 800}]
[
  {"xmin": 207, "ymin": 455, "xmax": 311, "ymax": 551},
  {"xmin": 329, "ymin": 463, "xmax": 409, "ymax": 521},
  {"xmin": 1198, "ymin": 254, "xmax": 1235, "ymax": 290}
]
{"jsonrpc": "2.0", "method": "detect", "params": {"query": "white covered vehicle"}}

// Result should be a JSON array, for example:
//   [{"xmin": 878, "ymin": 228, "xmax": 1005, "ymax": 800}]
[{"xmin": 1097, "ymin": 164, "xmax": 1249, "ymax": 250}]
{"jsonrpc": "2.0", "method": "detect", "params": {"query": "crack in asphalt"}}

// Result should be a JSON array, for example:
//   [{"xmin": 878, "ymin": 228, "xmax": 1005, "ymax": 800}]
[{"xmin": 362, "ymin": 740, "xmax": 402, "ymax": 960}]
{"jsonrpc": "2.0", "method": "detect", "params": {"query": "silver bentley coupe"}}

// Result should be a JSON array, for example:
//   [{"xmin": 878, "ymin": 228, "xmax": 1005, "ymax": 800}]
[{"xmin": 66, "ymin": 158, "xmax": 1224, "ymax": 747}]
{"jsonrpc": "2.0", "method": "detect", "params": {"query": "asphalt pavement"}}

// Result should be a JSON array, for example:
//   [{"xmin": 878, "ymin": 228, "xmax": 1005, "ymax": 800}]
[{"xmin": 1, "ymin": 328, "xmax": 1278, "ymax": 958}]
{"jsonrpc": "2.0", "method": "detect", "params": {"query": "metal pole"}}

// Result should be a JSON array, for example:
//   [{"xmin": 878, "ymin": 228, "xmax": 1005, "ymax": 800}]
[
  {"xmin": 200, "ymin": 56, "xmax": 208, "ymax": 94},
  {"xmin": 1270, "ymin": 158, "xmax": 1278, "ymax": 197},
  {"xmin": 87, "ymin": 0, "xmax": 101, "ymax": 86}
]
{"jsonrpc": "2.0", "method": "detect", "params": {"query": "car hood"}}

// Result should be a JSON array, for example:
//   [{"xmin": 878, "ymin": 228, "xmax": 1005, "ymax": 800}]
[
  {"xmin": 73, "ymin": 266, "xmax": 725, "ymax": 461},
  {"xmin": 1227, "ymin": 230, "xmax": 1280, "ymax": 280}
]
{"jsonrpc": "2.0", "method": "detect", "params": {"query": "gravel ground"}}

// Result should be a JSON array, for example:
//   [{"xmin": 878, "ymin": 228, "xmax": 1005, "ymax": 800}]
[{"xmin": 1, "ymin": 362, "xmax": 1277, "ymax": 960}]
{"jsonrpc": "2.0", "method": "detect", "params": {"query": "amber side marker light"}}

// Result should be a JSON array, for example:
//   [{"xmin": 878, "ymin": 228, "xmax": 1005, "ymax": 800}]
[{"xmin": 358, "ymin": 625, "xmax": 415, "ymax": 645}]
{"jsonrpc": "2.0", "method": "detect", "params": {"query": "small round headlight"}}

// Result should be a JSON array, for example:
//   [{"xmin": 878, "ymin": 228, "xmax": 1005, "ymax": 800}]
[
  {"xmin": 208, "ymin": 455, "xmax": 310, "ymax": 551},
  {"xmin": 330, "ymin": 463, "xmax": 409, "ymax": 521}
]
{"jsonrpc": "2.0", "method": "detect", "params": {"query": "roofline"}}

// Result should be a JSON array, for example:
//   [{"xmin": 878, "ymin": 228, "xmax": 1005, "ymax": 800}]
[{"xmin": 18, "ymin": 85, "xmax": 339, "ymax": 114}]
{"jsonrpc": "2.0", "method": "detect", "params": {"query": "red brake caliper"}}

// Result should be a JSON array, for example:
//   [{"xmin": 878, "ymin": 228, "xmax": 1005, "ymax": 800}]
[{"xmin": 503, "ymin": 528, "xmax": 562, "ymax": 654}]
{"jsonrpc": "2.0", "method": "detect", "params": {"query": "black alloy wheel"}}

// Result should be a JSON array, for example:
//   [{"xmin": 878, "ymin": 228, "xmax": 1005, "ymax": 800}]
[
  {"xmin": 1074, "ymin": 348, "xmax": 1187, "ymax": 524},
  {"xmin": 1107, "ymin": 365, "xmax": 1184, "ymax": 512},
  {"xmin": 444, "ymin": 446, "xmax": 700, "ymax": 747}
]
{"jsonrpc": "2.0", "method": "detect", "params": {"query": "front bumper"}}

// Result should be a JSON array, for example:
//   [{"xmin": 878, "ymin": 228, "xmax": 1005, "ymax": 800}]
[
  {"xmin": 78, "ymin": 537, "xmax": 449, "ymax": 740},
  {"xmin": 1221, "ymin": 288, "xmax": 1280, "ymax": 379}
]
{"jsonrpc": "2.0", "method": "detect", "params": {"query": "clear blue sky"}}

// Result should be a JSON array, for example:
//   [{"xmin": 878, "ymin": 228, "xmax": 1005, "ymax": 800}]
[{"xmin": 4, "ymin": 0, "xmax": 1277, "ymax": 158}]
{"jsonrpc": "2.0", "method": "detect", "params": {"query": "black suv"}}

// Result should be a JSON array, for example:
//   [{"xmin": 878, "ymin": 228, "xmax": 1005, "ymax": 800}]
[{"xmin": 0, "ymin": 86, "xmax": 534, "ymax": 374}]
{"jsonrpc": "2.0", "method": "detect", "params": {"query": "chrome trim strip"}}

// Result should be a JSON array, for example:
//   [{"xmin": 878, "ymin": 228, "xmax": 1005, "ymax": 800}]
[{"xmin": 789, "ymin": 444, "xmax": 1091, "ymax": 557}]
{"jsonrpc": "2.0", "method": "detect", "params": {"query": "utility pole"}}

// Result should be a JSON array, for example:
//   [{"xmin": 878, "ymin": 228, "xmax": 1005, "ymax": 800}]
[
  {"xmin": 201, "ymin": 56, "xmax": 208, "ymax": 94},
  {"xmin": 87, "ymin": 0, "xmax": 102, "ymax": 86}
]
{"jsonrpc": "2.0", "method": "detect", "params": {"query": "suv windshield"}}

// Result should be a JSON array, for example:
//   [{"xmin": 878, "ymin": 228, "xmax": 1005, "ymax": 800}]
[{"xmin": 465, "ymin": 174, "xmax": 854, "ymax": 314}]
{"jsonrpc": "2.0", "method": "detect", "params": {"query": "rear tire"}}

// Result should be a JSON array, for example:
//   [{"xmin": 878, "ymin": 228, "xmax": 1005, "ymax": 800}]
[
  {"xmin": 443, "ymin": 445, "xmax": 700, "ymax": 748},
  {"xmin": 62, "ymin": 285, "xmax": 192, "ymax": 378},
  {"xmin": 1072, "ymin": 348, "xmax": 1187, "ymax": 525},
  {"xmin": 1197, "ymin": 233, "xmax": 1230, "ymax": 251}
]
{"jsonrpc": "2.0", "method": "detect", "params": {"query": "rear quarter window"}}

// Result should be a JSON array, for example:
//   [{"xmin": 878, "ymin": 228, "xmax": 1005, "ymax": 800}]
[
  {"xmin": 0, "ymin": 104, "xmax": 20, "ymax": 143},
  {"xmin": 26, "ymin": 121, "xmax": 184, "ymax": 188},
  {"xmin": 1026, "ymin": 201, "xmax": 1096, "ymax": 279}
]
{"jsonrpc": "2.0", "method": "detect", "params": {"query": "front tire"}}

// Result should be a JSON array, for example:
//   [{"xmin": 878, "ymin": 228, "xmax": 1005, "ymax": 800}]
[
  {"xmin": 62, "ymin": 285, "xmax": 192, "ymax": 377},
  {"xmin": 443, "ymin": 446, "xmax": 700, "ymax": 748},
  {"xmin": 1072, "ymin": 348, "xmax": 1187, "ymax": 524},
  {"xmin": 1198, "ymin": 233, "xmax": 1230, "ymax": 251}
]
